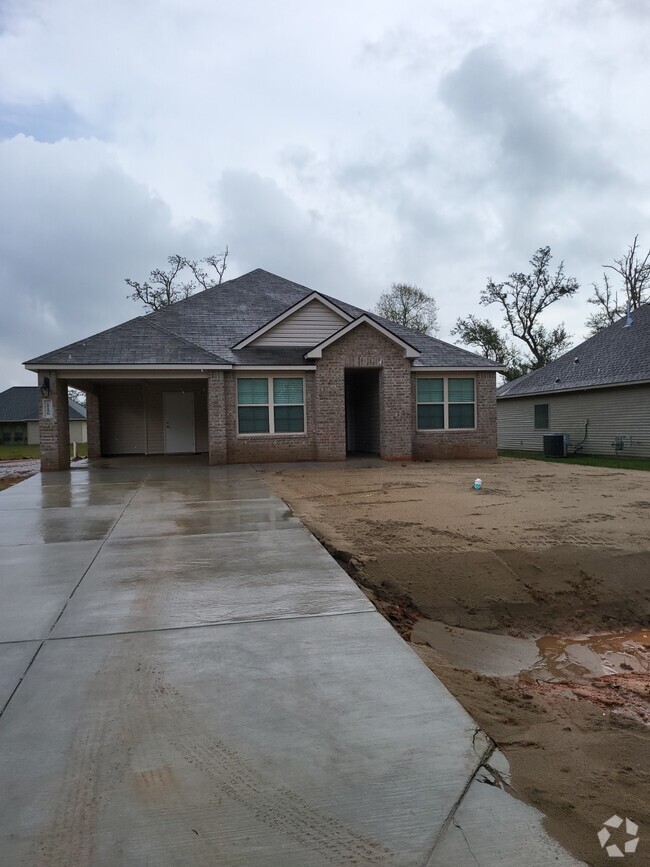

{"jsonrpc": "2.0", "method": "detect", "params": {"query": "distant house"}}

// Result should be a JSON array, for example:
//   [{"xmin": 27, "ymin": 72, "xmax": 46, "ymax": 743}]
[
  {"xmin": 497, "ymin": 304, "xmax": 650, "ymax": 458},
  {"xmin": 0, "ymin": 386, "xmax": 87, "ymax": 446},
  {"xmin": 23, "ymin": 269, "xmax": 499, "ymax": 470}
]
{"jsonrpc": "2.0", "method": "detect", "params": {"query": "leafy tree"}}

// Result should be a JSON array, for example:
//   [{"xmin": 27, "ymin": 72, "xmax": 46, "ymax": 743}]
[
  {"xmin": 450, "ymin": 315, "xmax": 528, "ymax": 382},
  {"xmin": 454, "ymin": 247, "xmax": 578, "ymax": 379},
  {"xmin": 375, "ymin": 282, "xmax": 439, "ymax": 334},
  {"xmin": 586, "ymin": 235, "xmax": 650, "ymax": 334},
  {"xmin": 126, "ymin": 247, "xmax": 229, "ymax": 312}
]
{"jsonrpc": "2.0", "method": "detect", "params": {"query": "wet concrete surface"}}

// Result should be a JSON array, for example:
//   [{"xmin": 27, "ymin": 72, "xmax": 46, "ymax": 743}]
[
  {"xmin": 0, "ymin": 541, "xmax": 100, "ymax": 641},
  {"xmin": 0, "ymin": 463, "xmax": 581, "ymax": 865},
  {"xmin": 0, "ymin": 642, "xmax": 39, "ymax": 711},
  {"xmin": 0, "ymin": 482, "xmax": 139, "ymax": 509},
  {"xmin": 52, "ymin": 528, "xmax": 372, "ymax": 637}
]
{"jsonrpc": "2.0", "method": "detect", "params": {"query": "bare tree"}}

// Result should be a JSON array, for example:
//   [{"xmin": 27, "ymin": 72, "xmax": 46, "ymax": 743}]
[
  {"xmin": 375, "ymin": 283, "xmax": 439, "ymax": 334},
  {"xmin": 482, "ymin": 246, "xmax": 577, "ymax": 369},
  {"xmin": 185, "ymin": 246, "xmax": 229, "ymax": 290},
  {"xmin": 126, "ymin": 248, "xmax": 229, "ymax": 312},
  {"xmin": 453, "ymin": 247, "xmax": 578, "ymax": 377},
  {"xmin": 586, "ymin": 235, "xmax": 650, "ymax": 333}
]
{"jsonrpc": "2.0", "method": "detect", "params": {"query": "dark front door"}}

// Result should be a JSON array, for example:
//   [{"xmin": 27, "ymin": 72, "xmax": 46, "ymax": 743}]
[{"xmin": 344, "ymin": 369, "xmax": 380, "ymax": 455}]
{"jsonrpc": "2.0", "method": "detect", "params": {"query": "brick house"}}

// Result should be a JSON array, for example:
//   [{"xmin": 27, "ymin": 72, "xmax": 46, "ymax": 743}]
[{"xmin": 24, "ymin": 269, "xmax": 499, "ymax": 470}]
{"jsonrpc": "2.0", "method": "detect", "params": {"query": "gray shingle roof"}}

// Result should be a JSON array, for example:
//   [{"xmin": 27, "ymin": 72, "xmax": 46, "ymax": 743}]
[
  {"xmin": 0, "ymin": 387, "xmax": 86, "ymax": 421},
  {"xmin": 26, "ymin": 269, "xmax": 498, "ymax": 371},
  {"xmin": 497, "ymin": 304, "xmax": 650, "ymax": 399}
]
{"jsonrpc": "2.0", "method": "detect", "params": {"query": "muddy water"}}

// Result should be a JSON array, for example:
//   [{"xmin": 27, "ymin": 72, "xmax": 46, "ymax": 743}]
[{"xmin": 411, "ymin": 619, "xmax": 650, "ymax": 682}]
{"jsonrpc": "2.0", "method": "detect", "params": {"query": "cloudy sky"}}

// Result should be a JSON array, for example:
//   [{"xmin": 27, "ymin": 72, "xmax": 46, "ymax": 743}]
[{"xmin": 1, "ymin": 0, "xmax": 649, "ymax": 390}]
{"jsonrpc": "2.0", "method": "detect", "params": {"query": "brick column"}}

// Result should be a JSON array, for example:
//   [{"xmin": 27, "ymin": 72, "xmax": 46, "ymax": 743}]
[
  {"xmin": 379, "ymin": 365, "xmax": 413, "ymax": 460},
  {"xmin": 314, "ymin": 364, "xmax": 346, "ymax": 460},
  {"xmin": 85, "ymin": 388, "xmax": 101, "ymax": 459},
  {"xmin": 207, "ymin": 372, "xmax": 228, "ymax": 464},
  {"xmin": 39, "ymin": 371, "xmax": 70, "ymax": 471}
]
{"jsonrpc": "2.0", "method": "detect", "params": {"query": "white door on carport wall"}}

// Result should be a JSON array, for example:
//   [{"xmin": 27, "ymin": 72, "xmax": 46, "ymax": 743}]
[{"xmin": 163, "ymin": 392, "xmax": 195, "ymax": 453}]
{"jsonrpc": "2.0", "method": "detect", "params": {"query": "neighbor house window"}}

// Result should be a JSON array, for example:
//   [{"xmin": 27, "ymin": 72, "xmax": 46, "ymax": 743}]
[
  {"xmin": 237, "ymin": 377, "xmax": 305, "ymax": 434},
  {"xmin": 534, "ymin": 404, "xmax": 549, "ymax": 429},
  {"xmin": 416, "ymin": 377, "xmax": 475, "ymax": 430}
]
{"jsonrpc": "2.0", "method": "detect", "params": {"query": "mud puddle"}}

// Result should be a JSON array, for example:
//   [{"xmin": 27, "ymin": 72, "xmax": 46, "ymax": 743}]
[{"xmin": 411, "ymin": 619, "xmax": 649, "ymax": 682}]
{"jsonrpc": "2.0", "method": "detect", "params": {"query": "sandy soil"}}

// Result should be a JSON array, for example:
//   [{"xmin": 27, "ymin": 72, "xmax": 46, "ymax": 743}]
[
  {"xmin": 266, "ymin": 458, "xmax": 650, "ymax": 866},
  {"xmin": 0, "ymin": 459, "xmax": 38, "ymax": 491}
]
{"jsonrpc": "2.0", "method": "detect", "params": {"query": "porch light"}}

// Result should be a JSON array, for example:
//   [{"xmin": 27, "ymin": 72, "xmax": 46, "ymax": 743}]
[{"xmin": 40, "ymin": 377, "xmax": 50, "ymax": 398}]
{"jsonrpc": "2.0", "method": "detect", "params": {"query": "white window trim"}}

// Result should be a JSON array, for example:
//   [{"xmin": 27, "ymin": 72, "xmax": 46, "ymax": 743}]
[
  {"xmin": 416, "ymin": 376, "xmax": 477, "ymax": 432},
  {"xmin": 236, "ymin": 375, "xmax": 307, "ymax": 437}
]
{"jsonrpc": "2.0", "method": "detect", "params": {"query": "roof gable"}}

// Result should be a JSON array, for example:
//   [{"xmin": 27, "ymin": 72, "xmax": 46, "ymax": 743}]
[
  {"xmin": 305, "ymin": 315, "xmax": 421, "ymax": 359},
  {"xmin": 233, "ymin": 293, "xmax": 351, "ymax": 350}
]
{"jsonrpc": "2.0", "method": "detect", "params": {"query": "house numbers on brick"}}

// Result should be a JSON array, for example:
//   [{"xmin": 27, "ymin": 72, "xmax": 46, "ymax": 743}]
[
  {"xmin": 42, "ymin": 399, "xmax": 53, "ymax": 419},
  {"xmin": 351, "ymin": 356, "xmax": 383, "ymax": 368}
]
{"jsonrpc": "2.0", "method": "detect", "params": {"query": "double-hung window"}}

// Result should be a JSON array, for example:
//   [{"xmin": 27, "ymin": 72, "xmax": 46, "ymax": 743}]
[
  {"xmin": 416, "ymin": 377, "xmax": 475, "ymax": 430},
  {"xmin": 237, "ymin": 377, "xmax": 305, "ymax": 434}
]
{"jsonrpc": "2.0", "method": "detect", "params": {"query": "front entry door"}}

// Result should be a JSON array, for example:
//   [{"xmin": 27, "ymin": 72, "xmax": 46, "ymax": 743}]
[{"xmin": 163, "ymin": 392, "xmax": 195, "ymax": 453}]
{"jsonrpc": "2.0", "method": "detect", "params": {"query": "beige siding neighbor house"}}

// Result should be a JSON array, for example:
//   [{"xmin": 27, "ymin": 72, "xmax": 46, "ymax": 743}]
[
  {"xmin": 24, "ymin": 269, "xmax": 500, "ymax": 470},
  {"xmin": 0, "ymin": 386, "xmax": 86, "ymax": 447},
  {"xmin": 497, "ymin": 304, "xmax": 650, "ymax": 459}
]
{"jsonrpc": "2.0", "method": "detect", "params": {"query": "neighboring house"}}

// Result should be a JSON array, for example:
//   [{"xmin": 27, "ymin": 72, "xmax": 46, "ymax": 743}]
[
  {"xmin": 497, "ymin": 304, "xmax": 650, "ymax": 458},
  {"xmin": 0, "ymin": 386, "xmax": 87, "ymax": 446},
  {"xmin": 24, "ymin": 269, "xmax": 499, "ymax": 470}
]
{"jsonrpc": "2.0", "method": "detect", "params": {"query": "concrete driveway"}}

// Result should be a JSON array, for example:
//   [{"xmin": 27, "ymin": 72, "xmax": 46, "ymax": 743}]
[{"xmin": 0, "ymin": 463, "xmax": 580, "ymax": 866}]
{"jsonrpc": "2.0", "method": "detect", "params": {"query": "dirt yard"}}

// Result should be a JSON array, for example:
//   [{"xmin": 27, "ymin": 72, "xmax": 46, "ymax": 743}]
[
  {"xmin": 266, "ymin": 458, "xmax": 650, "ymax": 866},
  {"xmin": 0, "ymin": 459, "xmax": 38, "ymax": 491}
]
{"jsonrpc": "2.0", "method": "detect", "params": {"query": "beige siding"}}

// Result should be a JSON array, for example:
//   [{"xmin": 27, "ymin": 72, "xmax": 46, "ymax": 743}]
[
  {"xmin": 26, "ymin": 419, "xmax": 86, "ymax": 444},
  {"xmin": 144, "ymin": 381, "xmax": 208, "ymax": 453},
  {"xmin": 253, "ymin": 299, "xmax": 347, "ymax": 347},
  {"xmin": 497, "ymin": 384, "xmax": 650, "ymax": 458},
  {"xmin": 99, "ymin": 380, "xmax": 207, "ymax": 455},
  {"xmin": 69, "ymin": 420, "xmax": 87, "ymax": 443},
  {"xmin": 100, "ymin": 383, "xmax": 146, "ymax": 454}
]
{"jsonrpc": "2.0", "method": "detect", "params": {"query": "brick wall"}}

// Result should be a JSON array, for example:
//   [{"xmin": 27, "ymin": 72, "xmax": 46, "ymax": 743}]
[
  {"xmin": 38, "ymin": 371, "xmax": 70, "ymax": 471},
  {"xmin": 315, "ymin": 323, "xmax": 413, "ymax": 460},
  {"xmin": 222, "ymin": 371, "xmax": 317, "ymax": 463},
  {"xmin": 208, "ymin": 371, "xmax": 228, "ymax": 464},
  {"xmin": 85, "ymin": 388, "xmax": 101, "ymax": 459},
  {"xmin": 412, "ymin": 371, "xmax": 498, "ymax": 459}
]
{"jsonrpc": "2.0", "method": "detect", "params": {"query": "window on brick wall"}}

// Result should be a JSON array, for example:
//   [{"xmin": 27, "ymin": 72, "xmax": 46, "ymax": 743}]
[
  {"xmin": 416, "ymin": 377, "xmax": 475, "ymax": 430},
  {"xmin": 237, "ymin": 376, "xmax": 305, "ymax": 434}
]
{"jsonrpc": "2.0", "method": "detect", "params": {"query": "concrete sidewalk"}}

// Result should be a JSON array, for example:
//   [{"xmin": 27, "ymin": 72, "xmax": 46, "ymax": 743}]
[{"xmin": 0, "ymin": 463, "xmax": 580, "ymax": 865}]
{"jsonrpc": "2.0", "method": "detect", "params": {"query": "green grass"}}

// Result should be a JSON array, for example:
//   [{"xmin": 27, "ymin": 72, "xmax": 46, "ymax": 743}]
[
  {"xmin": 0, "ymin": 443, "xmax": 88, "ymax": 461},
  {"xmin": 498, "ymin": 449, "xmax": 650, "ymax": 471},
  {"xmin": 0, "ymin": 444, "xmax": 40, "ymax": 460}
]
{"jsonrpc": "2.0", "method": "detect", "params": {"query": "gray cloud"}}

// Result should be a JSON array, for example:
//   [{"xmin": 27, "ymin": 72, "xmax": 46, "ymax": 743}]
[
  {"xmin": 439, "ymin": 45, "xmax": 622, "ymax": 194},
  {"xmin": 214, "ymin": 170, "xmax": 366, "ymax": 298},
  {"xmin": 0, "ymin": 1, "xmax": 649, "ymax": 389},
  {"xmin": 0, "ymin": 135, "xmax": 216, "ymax": 388}
]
